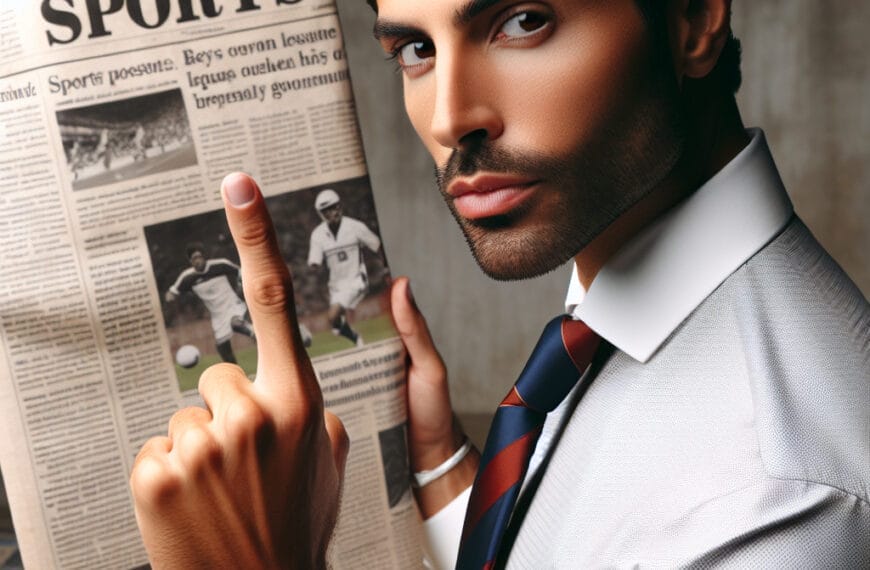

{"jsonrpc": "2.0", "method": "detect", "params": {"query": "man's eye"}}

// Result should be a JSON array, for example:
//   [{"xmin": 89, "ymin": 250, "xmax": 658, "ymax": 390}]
[
  {"xmin": 397, "ymin": 40, "xmax": 435, "ymax": 67},
  {"xmin": 500, "ymin": 11, "xmax": 549, "ymax": 38}
]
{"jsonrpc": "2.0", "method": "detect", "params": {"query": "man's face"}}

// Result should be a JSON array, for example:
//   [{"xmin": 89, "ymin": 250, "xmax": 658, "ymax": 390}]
[
  {"xmin": 320, "ymin": 203, "xmax": 343, "ymax": 226},
  {"xmin": 189, "ymin": 251, "xmax": 207, "ymax": 272},
  {"xmin": 374, "ymin": 0, "xmax": 685, "ymax": 279}
]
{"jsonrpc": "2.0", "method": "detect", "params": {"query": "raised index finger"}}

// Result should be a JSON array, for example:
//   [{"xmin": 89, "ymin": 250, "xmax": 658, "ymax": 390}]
[{"xmin": 221, "ymin": 173, "xmax": 319, "ymax": 403}]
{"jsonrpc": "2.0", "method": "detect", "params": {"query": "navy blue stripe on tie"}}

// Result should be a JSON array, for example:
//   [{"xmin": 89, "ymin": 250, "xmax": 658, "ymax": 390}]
[{"xmin": 456, "ymin": 315, "xmax": 601, "ymax": 570}]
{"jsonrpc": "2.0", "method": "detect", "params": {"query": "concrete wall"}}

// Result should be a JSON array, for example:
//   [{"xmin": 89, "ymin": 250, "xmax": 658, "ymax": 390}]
[
  {"xmin": 733, "ymin": 1, "xmax": 869, "ymax": 298},
  {"xmin": 337, "ymin": 1, "xmax": 869, "ymax": 414}
]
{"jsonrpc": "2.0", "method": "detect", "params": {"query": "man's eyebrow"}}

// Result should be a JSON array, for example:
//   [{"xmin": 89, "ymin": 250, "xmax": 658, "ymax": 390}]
[
  {"xmin": 372, "ymin": 20, "xmax": 425, "ymax": 41},
  {"xmin": 373, "ymin": 0, "xmax": 505, "ymax": 40},
  {"xmin": 454, "ymin": 0, "xmax": 505, "ymax": 25}
]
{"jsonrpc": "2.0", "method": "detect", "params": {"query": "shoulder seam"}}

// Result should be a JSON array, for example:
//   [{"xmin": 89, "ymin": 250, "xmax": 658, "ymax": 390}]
[{"xmin": 764, "ymin": 473, "xmax": 869, "ymax": 508}]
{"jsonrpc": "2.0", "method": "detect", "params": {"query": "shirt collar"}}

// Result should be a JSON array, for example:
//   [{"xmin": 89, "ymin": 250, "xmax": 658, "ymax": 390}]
[{"xmin": 566, "ymin": 128, "xmax": 794, "ymax": 363}]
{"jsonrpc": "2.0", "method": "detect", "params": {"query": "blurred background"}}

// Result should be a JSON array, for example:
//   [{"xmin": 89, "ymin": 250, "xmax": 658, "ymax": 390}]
[{"xmin": 337, "ymin": 0, "xmax": 870, "ymax": 435}]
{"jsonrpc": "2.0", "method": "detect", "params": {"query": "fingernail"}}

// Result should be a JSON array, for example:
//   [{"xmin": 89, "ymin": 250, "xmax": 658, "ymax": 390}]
[{"xmin": 222, "ymin": 173, "xmax": 256, "ymax": 207}]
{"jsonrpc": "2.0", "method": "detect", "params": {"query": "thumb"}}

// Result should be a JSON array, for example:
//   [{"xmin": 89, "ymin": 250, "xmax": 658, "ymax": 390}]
[
  {"xmin": 391, "ymin": 277, "xmax": 445, "ymax": 379},
  {"xmin": 324, "ymin": 411, "xmax": 349, "ymax": 479}
]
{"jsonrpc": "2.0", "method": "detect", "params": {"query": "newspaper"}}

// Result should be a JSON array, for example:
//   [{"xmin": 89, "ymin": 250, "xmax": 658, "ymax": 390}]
[{"xmin": 0, "ymin": 2, "xmax": 421, "ymax": 568}]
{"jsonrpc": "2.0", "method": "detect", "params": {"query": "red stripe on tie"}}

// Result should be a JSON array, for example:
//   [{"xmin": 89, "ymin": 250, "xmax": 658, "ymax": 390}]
[
  {"xmin": 462, "ymin": 427, "xmax": 542, "ymax": 539},
  {"xmin": 500, "ymin": 386, "xmax": 525, "ymax": 407},
  {"xmin": 562, "ymin": 318, "xmax": 600, "ymax": 372}
]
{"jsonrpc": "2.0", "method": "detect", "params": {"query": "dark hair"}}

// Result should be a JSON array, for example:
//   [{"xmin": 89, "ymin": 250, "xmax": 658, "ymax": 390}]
[
  {"xmin": 634, "ymin": 0, "xmax": 742, "ymax": 93},
  {"xmin": 185, "ymin": 242, "xmax": 205, "ymax": 260},
  {"xmin": 365, "ymin": 0, "xmax": 742, "ymax": 93}
]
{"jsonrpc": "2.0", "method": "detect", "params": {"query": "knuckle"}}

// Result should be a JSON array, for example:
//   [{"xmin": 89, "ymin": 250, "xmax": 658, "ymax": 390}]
[
  {"xmin": 168, "ymin": 406, "xmax": 209, "ymax": 437},
  {"xmin": 224, "ymin": 396, "xmax": 271, "ymax": 447},
  {"xmin": 130, "ymin": 455, "xmax": 181, "ymax": 508},
  {"xmin": 198, "ymin": 363, "xmax": 245, "ymax": 394},
  {"xmin": 433, "ymin": 357, "xmax": 448, "ymax": 381},
  {"xmin": 176, "ymin": 425, "xmax": 222, "ymax": 474},
  {"xmin": 202, "ymin": 362, "xmax": 245, "ymax": 380},
  {"xmin": 325, "ymin": 412, "xmax": 349, "ymax": 455},
  {"xmin": 426, "ymin": 347, "xmax": 449, "ymax": 381},
  {"xmin": 247, "ymin": 273, "xmax": 292, "ymax": 314},
  {"xmin": 234, "ymin": 218, "xmax": 274, "ymax": 249}
]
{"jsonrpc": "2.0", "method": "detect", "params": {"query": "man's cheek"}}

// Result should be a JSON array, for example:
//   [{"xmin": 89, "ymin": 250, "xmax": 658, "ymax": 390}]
[{"xmin": 404, "ymin": 88, "xmax": 442, "ymax": 156}]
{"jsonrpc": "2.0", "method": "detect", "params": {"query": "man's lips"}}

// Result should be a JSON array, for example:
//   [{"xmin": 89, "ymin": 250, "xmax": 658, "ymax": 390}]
[{"xmin": 447, "ymin": 174, "xmax": 540, "ymax": 219}]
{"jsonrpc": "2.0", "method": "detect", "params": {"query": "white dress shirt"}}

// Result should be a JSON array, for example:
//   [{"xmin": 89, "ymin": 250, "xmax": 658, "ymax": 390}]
[{"xmin": 421, "ymin": 129, "xmax": 869, "ymax": 568}]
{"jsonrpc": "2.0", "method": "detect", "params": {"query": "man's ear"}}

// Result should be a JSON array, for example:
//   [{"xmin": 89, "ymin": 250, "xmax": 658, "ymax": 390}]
[{"xmin": 668, "ymin": 0, "xmax": 732, "ymax": 80}]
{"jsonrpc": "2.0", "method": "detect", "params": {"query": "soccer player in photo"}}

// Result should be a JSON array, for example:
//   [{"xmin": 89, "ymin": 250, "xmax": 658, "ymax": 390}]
[
  {"xmin": 95, "ymin": 127, "xmax": 111, "ymax": 171},
  {"xmin": 165, "ymin": 242, "xmax": 255, "ymax": 364},
  {"xmin": 132, "ymin": 123, "xmax": 147, "ymax": 162},
  {"xmin": 308, "ymin": 189, "xmax": 381, "ymax": 347}
]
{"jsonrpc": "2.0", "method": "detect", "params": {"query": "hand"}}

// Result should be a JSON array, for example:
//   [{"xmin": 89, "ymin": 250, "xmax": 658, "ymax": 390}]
[
  {"xmin": 131, "ymin": 173, "xmax": 349, "ymax": 569},
  {"xmin": 390, "ymin": 277, "xmax": 480, "ymax": 517}
]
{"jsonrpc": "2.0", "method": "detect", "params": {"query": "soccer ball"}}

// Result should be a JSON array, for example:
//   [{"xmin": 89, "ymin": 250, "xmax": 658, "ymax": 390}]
[{"xmin": 175, "ymin": 344, "xmax": 200, "ymax": 368}]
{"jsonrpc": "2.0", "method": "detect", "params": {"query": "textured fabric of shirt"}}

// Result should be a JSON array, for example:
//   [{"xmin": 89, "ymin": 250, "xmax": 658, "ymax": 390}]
[{"xmin": 506, "ymin": 218, "xmax": 869, "ymax": 568}]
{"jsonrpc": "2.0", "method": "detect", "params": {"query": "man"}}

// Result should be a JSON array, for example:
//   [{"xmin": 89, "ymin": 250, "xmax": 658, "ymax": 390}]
[
  {"xmin": 165, "ymin": 243, "xmax": 255, "ymax": 364},
  {"xmin": 95, "ymin": 127, "xmax": 111, "ymax": 171},
  {"xmin": 132, "ymin": 122, "xmax": 147, "ymax": 162},
  {"xmin": 132, "ymin": 0, "xmax": 868, "ymax": 568},
  {"xmin": 66, "ymin": 139, "xmax": 82, "ymax": 180},
  {"xmin": 308, "ymin": 188, "xmax": 382, "ymax": 347}
]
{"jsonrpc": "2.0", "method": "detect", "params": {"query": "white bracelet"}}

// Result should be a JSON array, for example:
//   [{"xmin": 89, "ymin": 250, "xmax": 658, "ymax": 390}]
[{"xmin": 412, "ymin": 438, "xmax": 473, "ymax": 488}]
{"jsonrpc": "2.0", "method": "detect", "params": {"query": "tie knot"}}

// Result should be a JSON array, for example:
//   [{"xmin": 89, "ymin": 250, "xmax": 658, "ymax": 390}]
[{"xmin": 508, "ymin": 315, "xmax": 600, "ymax": 413}]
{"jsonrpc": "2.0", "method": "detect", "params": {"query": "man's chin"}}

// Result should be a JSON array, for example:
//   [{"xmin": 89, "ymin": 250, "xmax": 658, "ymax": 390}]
[
  {"xmin": 474, "ymin": 260, "xmax": 563, "ymax": 281},
  {"xmin": 447, "ymin": 196, "xmax": 592, "ymax": 281},
  {"xmin": 462, "ymin": 228, "xmax": 579, "ymax": 281}
]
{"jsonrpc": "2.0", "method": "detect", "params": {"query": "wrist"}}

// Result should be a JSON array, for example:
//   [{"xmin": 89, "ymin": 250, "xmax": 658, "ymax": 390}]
[
  {"xmin": 412, "ymin": 437, "xmax": 473, "ymax": 488},
  {"xmin": 410, "ymin": 416, "xmax": 467, "ymax": 472},
  {"xmin": 412, "ymin": 440, "xmax": 479, "ymax": 519}
]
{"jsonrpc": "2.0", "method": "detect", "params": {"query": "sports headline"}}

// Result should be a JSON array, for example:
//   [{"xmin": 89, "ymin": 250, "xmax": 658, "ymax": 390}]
[
  {"xmin": 40, "ymin": 0, "xmax": 303, "ymax": 47},
  {"xmin": 47, "ymin": 58, "xmax": 175, "ymax": 96}
]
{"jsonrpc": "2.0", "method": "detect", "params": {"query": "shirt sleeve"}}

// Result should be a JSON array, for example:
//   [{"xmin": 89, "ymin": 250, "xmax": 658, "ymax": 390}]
[
  {"xmin": 213, "ymin": 258, "xmax": 240, "ymax": 278},
  {"xmin": 307, "ymin": 227, "xmax": 323, "ymax": 266},
  {"xmin": 421, "ymin": 486, "xmax": 471, "ymax": 570},
  {"xmin": 169, "ymin": 270, "xmax": 190, "ymax": 296},
  {"xmin": 351, "ymin": 218, "xmax": 381, "ymax": 253}
]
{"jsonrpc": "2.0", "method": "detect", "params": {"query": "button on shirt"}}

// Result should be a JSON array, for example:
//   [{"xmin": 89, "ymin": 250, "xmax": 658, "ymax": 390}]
[{"xmin": 422, "ymin": 129, "xmax": 870, "ymax": 568}]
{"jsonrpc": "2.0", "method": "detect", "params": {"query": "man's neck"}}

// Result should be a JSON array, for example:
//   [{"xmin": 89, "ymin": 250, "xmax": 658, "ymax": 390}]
[
  {"xmin": 574, "ymin": 94, "xmax": 750, "ymax": 290},
  {"xmin": 328, "ymin": 220, "xmax": 342, "ymax": 236}
]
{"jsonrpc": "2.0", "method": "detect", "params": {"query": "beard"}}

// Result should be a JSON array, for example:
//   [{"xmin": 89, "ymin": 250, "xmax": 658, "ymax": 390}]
[{"xmin": 434, "ymin": 73, "xmax": 686, "ymax": 281}]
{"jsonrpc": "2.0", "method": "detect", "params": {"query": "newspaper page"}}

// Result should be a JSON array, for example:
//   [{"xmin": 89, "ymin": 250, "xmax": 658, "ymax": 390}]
[{"xmin": 0, "ymin": 1, "xmax": 421, "ymax": 568}]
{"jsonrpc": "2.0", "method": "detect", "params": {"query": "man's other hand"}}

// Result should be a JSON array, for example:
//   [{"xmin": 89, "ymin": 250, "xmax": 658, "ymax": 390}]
[
  {"xmin": 131, "ymin": 173, "xmax": 349, "ymax": 569},
  {"xmin": 391, "ymin": 277, "xmax": 480, "ymax": 518}
]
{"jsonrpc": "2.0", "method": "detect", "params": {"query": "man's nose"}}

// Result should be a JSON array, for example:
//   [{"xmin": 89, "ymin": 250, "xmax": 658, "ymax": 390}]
[{"xmin": 429, "ymin": 51, "xmax": 503, "ymax": 150}]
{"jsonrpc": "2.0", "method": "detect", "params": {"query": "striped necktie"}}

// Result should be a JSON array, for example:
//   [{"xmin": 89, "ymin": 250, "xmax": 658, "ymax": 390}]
[{"xmin": 456, "ymin": 315, "xmax": 601, "ymax": 570}]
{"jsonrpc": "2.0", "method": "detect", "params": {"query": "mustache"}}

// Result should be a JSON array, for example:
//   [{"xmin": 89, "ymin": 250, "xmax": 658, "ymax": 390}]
[{"xmin": 435, "ymin": 142, "xmax": 552, "ymax": 192}]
